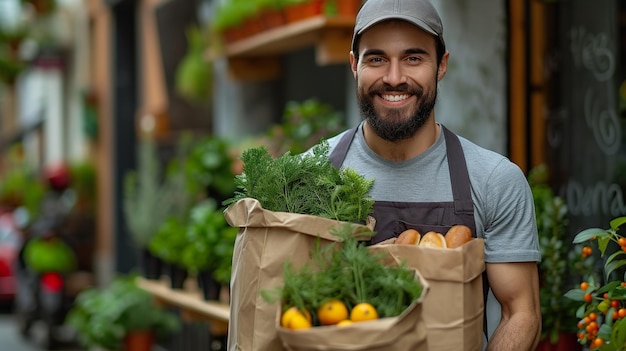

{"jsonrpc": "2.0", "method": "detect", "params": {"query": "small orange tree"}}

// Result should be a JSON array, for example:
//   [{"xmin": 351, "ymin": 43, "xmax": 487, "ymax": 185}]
[{"xmin": 565, "ymin": 216, "xmax": 626, "ymax": 350}]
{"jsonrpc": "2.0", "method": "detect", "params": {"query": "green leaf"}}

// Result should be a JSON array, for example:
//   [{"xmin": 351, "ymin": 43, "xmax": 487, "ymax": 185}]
[
  {"xmin": 613, "ymin": 317, "xmax": 626, "ymax": 349},
  {"xmin": 564, "ymin": 288, "xmax": 586, "ymax": 302},
  {"xmin": 598, "ymin": 235, "xmax": 612, "ymax": 256},
  {"xmin": 573, "ymin": 228, "xmax": 606, "ymax": 243},
  {"xmin": 605, "ymin": 258, "xmax": 626, "ymax": 280},
  {"xmin": 610, "ymin": 216, "xmax": 626, "ymax": 231}
]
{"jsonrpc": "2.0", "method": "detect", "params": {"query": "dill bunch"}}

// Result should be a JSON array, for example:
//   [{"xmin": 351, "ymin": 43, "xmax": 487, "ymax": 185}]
[{"xmin": 223, "ymin": 142, "xmax": 374, "ymax": 223}]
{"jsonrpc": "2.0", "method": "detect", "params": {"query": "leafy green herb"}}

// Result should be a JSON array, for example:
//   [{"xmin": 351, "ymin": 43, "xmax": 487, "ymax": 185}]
[
  {"xmin": 223, "ymin": 142, "xmax": 374, "ymax": 223},
  {"xmin": 264, "ymin": 224, "xmax": 424, "ymax": 325}
]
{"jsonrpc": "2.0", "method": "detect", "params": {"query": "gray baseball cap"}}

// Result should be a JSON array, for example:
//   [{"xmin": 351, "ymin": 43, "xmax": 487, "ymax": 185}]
[{"xmin": 351, "ymin": 0, "xmax": 446, "ymax": 55}]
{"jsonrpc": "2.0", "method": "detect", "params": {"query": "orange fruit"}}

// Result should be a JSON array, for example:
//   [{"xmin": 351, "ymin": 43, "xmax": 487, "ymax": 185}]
[
  {"xmin": 317, "ymin": 300, "xmax": 349, "ymax": 325},
  {"xmin": 350, "ymin": 302, "xmax": 378, "ymax": 322},
  {"xmin": 336, "ymin": 320, "xmax": 353, "ymax": 327},
  {"xmin": 281, "ymin": 306, "xmax": 311, "ymax": 328},
  {"xmin": 287, "ymin": 313, "xmax": 312, "ymax": 329}
]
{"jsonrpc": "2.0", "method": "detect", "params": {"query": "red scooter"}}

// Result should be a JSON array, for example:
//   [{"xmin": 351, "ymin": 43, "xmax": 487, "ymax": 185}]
[{"xmin": 13, "ymin": 163, "xmax": 95, "ymax": 350}]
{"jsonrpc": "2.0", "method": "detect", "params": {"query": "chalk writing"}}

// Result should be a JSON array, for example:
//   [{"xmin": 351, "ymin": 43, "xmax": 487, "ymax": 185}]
[
  {"xmin": 565, "ymin": 180, "xmax": 626, "ymax": 218},
  {"xmin": 570, "ymin": 27, "xmax": 615, "ymax": 82},
  {"xmin": 584, "ymin": 88, "xmax": 621, "ymax": 155},
  {"xmin": 545, "ymin": 107, "xmax": 567, "ymax": 149}
]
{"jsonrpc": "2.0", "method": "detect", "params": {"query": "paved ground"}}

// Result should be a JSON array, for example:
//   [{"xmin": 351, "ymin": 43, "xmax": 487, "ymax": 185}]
[{"xmin": 0, "ymin": 304, "xmax": 83, "ymax": 351}]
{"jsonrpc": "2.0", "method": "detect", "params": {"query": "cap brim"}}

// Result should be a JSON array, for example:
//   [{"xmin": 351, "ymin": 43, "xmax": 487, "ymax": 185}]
[{"xmin": 357, "ymin": 15, "xmax": 439, "ymax": 38}]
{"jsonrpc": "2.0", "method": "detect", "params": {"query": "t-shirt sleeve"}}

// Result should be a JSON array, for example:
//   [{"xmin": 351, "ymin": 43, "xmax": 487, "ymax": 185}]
[{"xmin": 482, "ymin": 159, "xmax": 541, "ymax": 263}]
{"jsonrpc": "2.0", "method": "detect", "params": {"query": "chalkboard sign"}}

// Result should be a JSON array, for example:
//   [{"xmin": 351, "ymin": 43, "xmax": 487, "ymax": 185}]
[{"xmin": 544, "ymin": 0, "xmax": 626, "ymax": 232}]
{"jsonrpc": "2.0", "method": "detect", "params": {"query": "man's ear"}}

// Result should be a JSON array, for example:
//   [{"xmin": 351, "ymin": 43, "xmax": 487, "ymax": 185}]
[
  {"xmin": 350, "ymin": 51, "xmax": 358, "ymax": 79},
  {"xmin": 437, "ymin": 51, "xmax": 450, "ymax": 81}
]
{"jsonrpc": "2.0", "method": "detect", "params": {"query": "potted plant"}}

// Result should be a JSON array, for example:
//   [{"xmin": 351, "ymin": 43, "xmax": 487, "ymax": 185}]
[
  {"xmin": 180, "ymin": 199, "xmax": 238, "ymax": 300},
  {"xmin": 256, "ymin": 0, "xmax": 286, "ymax": 30},
  {"xmin": 213, "ymin": 0, "xmax": 263, "ymax": 43},
  {"xmin": 0, "ymin": 146, "xmax": 46, "ymax": 217},
  {"xmin": 528, "ymin": 165, "xmax": 590, "ymax": 350},
  {"xmin": 175, "ymin": 24, "xmax": 213, "ymax": 104},
  {"xmin": 283, "ymin": 0, "xmax": 324, "ymax": 23},
  {"xmin": 65, "ymin": 274, "xmax": 180, "ymax": 351},
  {"xmin": 146, "ymin": 134, "xmax": 237, "ymax": 289},
  {"xmin": 123, "ymin": 136, "xmax": 190, "ymax": 279},
  {"xmin": 564, "ymin": 216, "xmax": 626, "ymax": 350},
  {"xmin": 264, "ymin": 98, "xmax": 345, "ymax": 156},
  {"xmin": 148, "ymin": 216, "xmax": 190, "ymax": 289}
]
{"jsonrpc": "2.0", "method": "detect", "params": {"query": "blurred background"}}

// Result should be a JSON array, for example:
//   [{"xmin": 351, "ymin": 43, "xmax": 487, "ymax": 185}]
[{"xmin": 0, "ymin": 0, "xmax": 625, "ymax": 350}]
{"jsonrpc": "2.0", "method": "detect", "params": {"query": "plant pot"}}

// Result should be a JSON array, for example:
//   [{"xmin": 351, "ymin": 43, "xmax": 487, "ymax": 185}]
[
  {"xmin": 124, "ymin": 330, "xmax": 155, "ymax": 351},
  {"xmin": 535, "ymin": 332, "xmax": 581, "ymax": 351},
  {"xmin": 197, "ymin": 269, "xmax": 222, "ymax": 301},
  {"xmin": 168, "ymin": 264, "xmax": 188, "ymax": 290},
  {"xmin": 140, "ymin": 249, "xmax": 163, "ymax": 280},
  {"xmin": 260, "ymin": 8, "xmax": 286, "ymax": 31},
  {"xmin": 336, "ymin": 0, "xmax": 361, "ymax": 18},
  {"xmin": 284, "ymin": 0, "xmax": 324, "ymax": 23}
]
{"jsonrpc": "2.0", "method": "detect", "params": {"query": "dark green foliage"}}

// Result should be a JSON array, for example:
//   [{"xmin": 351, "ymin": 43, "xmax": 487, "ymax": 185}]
[
  {"xmin": 266, "ymin": 99, "xmax": 345, "ymax": 155},
  {"xmin": 223, "ymin": 142, "xmax": 374, "ymax": 223},
  {"xmin": 180, "ymin": 199, "xmax": 238, "ymax": 284},
  {"xmin": 528, "ymin": 164, "xmax": 593, "ymax": 342},
  {"xmin": 66, "ymin": 275, "xmax": 180, "ymax": 350}
]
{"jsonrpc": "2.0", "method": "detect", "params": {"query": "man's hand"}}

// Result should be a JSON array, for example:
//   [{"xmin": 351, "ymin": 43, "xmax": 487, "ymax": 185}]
[{"xmin": 485, "ymin": 262, "xmax": 541, "ymax": 351}]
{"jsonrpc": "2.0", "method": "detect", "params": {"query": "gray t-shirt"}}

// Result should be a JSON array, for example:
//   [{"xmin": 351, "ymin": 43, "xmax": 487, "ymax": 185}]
[{"xmin": 326, "ymin": 123, "xmax": 540, "ymax": 264}]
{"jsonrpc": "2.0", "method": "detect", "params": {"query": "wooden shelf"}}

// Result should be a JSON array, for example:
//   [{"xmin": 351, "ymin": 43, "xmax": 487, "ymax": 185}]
[
  {"xmin": 136, "ymin": 277, "xmax": 230, "ymax": 335},
  {"xmin": 210, "ymin": 15, "xmax": 355, "ymax": 81}
]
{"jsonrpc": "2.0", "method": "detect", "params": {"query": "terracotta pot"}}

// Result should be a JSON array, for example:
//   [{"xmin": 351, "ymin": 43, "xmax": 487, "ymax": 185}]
[
  {"xmin": 241, "ymin": 16, "xmax": 265, "ymax": 39},
  {"xmin": 124, "ymin": 330, "xmax": 154, "ymax": 351},
  {"xmin": 222, "ymin": 26, "xmax": 247, "ymax": 44},
  {"xmin": 284, "ymin": 0, "xmax": 324, "ymax": 23},
  {"xmin": 260, "ymin": 8, "xmax": 286, "ymax": 30},
  {"xmin": 336, "ymin": 0, "xmax": 362, "ymax": 18}
]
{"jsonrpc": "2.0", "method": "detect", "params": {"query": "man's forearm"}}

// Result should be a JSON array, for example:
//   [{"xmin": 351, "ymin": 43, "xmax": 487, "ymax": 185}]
[{"xmin": 486, "ymin": 312, "xmax": 541, "ymax": 351}]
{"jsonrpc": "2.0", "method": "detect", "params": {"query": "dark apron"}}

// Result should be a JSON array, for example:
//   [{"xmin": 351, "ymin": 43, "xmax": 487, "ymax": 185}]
[{"xmin": 329, "ymin": 124, "xmax": 489, "ymax": 337}]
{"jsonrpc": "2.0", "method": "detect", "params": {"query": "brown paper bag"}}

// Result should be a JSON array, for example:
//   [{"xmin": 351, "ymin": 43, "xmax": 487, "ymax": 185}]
[
  {"xmin": 276, "ymin": 270, "xmax": 429, "ymax": 351},
  {"xmin": 224, "ymin": 198, "xmax": 371, "ymax": 351},
  {"xmin": 369, "ymin": 238, "xmax": 485, "ymax": 351}
]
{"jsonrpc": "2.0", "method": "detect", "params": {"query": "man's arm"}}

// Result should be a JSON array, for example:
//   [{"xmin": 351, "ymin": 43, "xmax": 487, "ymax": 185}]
[{"xmin": 485, "ymin": 261, "xmax": 541, "ymax": 351}]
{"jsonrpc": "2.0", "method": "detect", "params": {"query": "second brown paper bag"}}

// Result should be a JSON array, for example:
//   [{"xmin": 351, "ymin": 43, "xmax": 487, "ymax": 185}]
[{"xmin": 369, "ymin": 238, "xmax": 485, "ymax": 351}]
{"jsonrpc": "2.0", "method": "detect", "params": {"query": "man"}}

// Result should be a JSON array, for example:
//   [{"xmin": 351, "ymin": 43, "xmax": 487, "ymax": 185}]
[{"xmin": 325, "ymin": 0, "xmax": 541, "ymax": 349}]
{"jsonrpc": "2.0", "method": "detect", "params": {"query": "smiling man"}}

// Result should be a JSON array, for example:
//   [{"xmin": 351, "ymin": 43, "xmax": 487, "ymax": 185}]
[{"xmin": 323, "ymin": 0, "xmax": 542, "ymax": 350}]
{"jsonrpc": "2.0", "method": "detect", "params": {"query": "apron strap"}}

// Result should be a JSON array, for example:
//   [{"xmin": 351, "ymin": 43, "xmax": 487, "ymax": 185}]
[
  {"xmin": 440, "ymin": 126, "xmax": 490, "ymax": 339},
  {"xmin": 329, "ymin": 127, "xmax": 358, "ymax": 169},
  {"xmin": 441, "ymin": 125, "xmax": 477, "ymax": 235}
]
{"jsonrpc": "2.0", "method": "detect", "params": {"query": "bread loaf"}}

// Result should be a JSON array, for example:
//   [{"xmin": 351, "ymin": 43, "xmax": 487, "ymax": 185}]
[
  {"xmin": 418, "ymin": 231, "xmax": 447, "ymax": 248},
  {"xmin": 445, "ymin": 225, "xmax": 472, "ymax": 248},
  {"xmin": 396, "ymin": 229, "xmax": 421, "ymax": 245}
]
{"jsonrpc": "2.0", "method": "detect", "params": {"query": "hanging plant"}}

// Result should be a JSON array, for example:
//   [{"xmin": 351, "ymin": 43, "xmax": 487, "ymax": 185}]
[{"xmin": 175, "ymin": 25, "xmax": 213, "ymax": 104}]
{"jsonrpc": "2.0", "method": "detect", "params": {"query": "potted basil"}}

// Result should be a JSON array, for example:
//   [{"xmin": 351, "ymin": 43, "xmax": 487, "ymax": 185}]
[{"xmin": 65, "ymin": 274, "xmax": 180, "ymax": 351}]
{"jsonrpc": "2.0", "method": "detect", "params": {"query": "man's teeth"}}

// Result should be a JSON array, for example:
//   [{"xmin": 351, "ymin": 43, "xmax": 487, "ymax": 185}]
[{"xmin": 382, "ymin": 94, "xmax": 410, "ymax": 102}]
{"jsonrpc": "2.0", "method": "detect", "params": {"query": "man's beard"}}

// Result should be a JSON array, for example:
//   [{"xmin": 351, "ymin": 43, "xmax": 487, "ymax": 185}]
[{"xmin": 357, "ymin": 82, "xmax": 437, "ymax": 142}]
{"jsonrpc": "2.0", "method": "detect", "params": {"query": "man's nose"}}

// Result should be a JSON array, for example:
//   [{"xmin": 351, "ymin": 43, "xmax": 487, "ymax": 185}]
[{"xmin": 382, "ymin": 60, "xmax": 407, "ymax": 86}]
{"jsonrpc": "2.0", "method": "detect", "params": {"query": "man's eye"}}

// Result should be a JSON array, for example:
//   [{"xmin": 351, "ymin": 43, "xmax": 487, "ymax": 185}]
[{"xmin": 407, "ymin": 56, "xmax": 422, "ymax": 63}]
